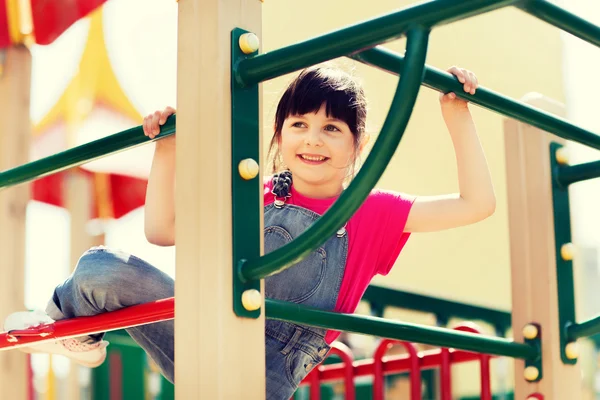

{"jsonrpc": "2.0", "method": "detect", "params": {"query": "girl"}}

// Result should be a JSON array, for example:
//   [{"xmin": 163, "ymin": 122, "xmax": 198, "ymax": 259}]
[{"xmin": 4, "ymin": 64, "xmax": 494, "ymax": 399}]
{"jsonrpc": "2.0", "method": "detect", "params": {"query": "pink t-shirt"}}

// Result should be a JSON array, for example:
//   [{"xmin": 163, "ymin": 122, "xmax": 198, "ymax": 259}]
[{"xmin": 264, "ymin": 181, "xmax": 415, "ymax": 343}]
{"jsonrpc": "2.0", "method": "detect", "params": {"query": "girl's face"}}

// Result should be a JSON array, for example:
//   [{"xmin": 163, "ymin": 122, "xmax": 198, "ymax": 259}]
[{"xmin": 280, "ymin": 104, "xmax": 356, "ymax": 198}]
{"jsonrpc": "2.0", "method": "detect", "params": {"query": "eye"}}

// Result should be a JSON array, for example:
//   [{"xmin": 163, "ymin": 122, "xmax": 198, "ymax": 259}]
[
  {"xmin": 291, "ymin": 121, "xmax": 306, "ymax": 128},
  {"xmin": 324, "ymin": 124, "xmax": 341, "ymax": 132}
]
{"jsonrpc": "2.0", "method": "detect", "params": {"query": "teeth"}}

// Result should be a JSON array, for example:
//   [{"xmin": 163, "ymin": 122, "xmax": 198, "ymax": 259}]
[{"xmin": 301, "ymin": 155, "xmax": 326, "ymax": 161}]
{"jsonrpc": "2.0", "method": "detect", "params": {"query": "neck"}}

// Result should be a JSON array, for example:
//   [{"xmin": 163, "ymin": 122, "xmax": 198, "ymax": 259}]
[{"xmin": 292, "ymin": 177, "xmax": 344, "ymax": 199}]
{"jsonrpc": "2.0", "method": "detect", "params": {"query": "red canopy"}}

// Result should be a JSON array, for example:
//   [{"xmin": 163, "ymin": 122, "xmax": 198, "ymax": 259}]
[
  {"xmin": 33, "ymin": 168, "xmax": 148, "ymax": 219},
  {"xmin": 0, "ymin": 0, "xmax": 107, "ymax": 48},
  {"xmin": 31, "ymin": 0, "xmax": 108, "ymax": 45}
]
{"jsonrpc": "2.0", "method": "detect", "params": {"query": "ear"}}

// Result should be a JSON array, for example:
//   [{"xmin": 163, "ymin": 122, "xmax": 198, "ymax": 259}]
[{"xmin": 359, "ymin": 133, "xmax": 371, "ymax": 153}]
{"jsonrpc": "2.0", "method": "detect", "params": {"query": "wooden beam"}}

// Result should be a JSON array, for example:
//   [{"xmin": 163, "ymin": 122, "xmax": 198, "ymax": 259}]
[
  {"xmin": 175, "ymin": 0, "xmax": 264, "ymax": 398},
  {"xmin": 65, "ymin": 169, "xmax": 105, "ymax": 400},
  {"xmin": 0, "ymin": 45, "xmax": 32, "ymax": 400},
  {"xmin": 504, "ymin": 94, "xmax": 582, "ymax": 398}
]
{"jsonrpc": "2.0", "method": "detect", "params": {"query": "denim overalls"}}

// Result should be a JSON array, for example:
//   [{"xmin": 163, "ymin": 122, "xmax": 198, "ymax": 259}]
[{"xmin": 263, "ymin": 175, "xmax": 348, "ymax": 399}]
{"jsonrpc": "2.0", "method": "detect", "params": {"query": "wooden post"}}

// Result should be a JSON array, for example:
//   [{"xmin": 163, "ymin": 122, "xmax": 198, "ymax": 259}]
[
  {"xmin": 175, "ymin": 0, "xmax": 264, "ymax": 398},
  {"xmin": 504, "ymin": 94, "xmax": 582, "ymax": 398},
  {"xmin": 0, "ymin": 45, "xmax": 32, "ymax": 400},
  {"xmin": 65, "ymin": 170, "xmax": 105, "ymax": 400}
]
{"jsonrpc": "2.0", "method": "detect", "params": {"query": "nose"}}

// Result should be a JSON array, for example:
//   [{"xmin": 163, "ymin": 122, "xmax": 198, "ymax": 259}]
[{"xmin": 304, "ymin": 127, "xmax": 323, "ymax": 147}]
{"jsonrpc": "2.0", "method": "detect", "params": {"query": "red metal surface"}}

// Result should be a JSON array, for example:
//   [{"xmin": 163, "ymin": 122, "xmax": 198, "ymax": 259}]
[
  {"xmin": 373, "ymin": 339, "xmax": 421, "ymax": 400},
  {"xmin": 309, "ymin": 365, "xmax": 320, "ymax": 400},
  {"xmin": 480, "ymin": 354, "xmax": 492, "ymax": 400},
  {"xmin": 0, "ymin": 1, "xmax": 10, "ymax": 49},
  {"xmin": 454, "ymin": 324, "xmax": 491, "ymax": 400},
  {"xmin": 440, "ymin": 347, "xmax": 452, "ymax": 400},
  {"xmin": 329, "ymin": 343, "xmax": 355, "ymax": 400},
  {"xmin": 301, "ymin": 347, "xmax": 482, "ymax": 385},
  {"xmin": 30, "ymin": 0, "xmax": 107, "ymax": 45},
  {"xmin": 109, "ymin": 352, "xmax": 123, "ymax": 400},
  {"xmin": 0, "ymin": 297, "xmax": 174, "ymax": 350}
]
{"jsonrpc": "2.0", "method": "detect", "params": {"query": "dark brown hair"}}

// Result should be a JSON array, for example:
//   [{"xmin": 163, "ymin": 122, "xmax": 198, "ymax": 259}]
[{"xmin": 268, "ymin": 65, "xmax": 367, "ymax": 173}]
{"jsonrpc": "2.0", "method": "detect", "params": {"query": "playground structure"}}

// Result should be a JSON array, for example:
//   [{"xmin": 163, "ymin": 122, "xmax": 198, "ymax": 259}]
[{"xmin": 0, "ymin": 0, "xmax": 599, "ymax": 398}]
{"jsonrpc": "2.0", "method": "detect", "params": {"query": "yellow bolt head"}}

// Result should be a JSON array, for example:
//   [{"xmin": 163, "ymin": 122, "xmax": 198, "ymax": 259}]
[
  {"xmin": 561, "ymin": 243, "xmax": 575, "ymax": 261},
  {"xmin": 524, "ymin": 366, "xmax": 539, "ymax": 382},
  {"xmin": 565, "ymin": 342, "xmax": 579, "ymax": 360},
  {"xmin": 239, "ymin": 33, "xmax": 260, "ymax": 54},
  {"xmin": 242, "ymin": 289, "xmax": 262, "ymax": 311},
  {"xmin": 522, "ymin": 324, "xmax": 539, "ymax": 340},
  {"xmin": 555, "ymin": 147, "xmax": 569, "ymax": 165},
  {"xmin": 238, "ymin": 158, "xmax": 259, "ymax": 180}
]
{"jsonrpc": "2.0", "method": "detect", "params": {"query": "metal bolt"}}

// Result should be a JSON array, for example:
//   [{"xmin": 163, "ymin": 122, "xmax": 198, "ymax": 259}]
[
  {"xmin": 238, "ymin": 158, "xmax": 259, "ymax": 180},
  {"xmin": 522, "ymin": 324, "xmax": 538, "ymax": 340},
  {"xmin": 239, "ymin": 33, "xmax": 260, "ymax": 54},
  {"xmin": 241, "ymin": 289, "xmax": 262, "ymax": 311},
  {"xmin": 565, "ymin": 342, "xmax": 579, "ymax": 360},
  {"xmin": 555, "ymin": 147, "xmax": 569, "ymax": 165},
  {"xmin": 524, "ymin": 366, "xmax": 539, "ymax": 381},
  {"xmin": 561, "ymin": 243, "xmax": 575, "ymax": 261}
]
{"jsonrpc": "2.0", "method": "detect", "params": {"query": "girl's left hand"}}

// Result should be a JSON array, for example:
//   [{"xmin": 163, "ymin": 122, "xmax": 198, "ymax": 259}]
[{"xmin": 439, "ymin": 66, "xmax": 478, "ymax": 110}]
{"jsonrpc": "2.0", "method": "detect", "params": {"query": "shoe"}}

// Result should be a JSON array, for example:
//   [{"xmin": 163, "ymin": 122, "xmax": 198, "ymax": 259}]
[{"xmin": 4, "ymin": 311, "xmax": 109, "ymax": 368}]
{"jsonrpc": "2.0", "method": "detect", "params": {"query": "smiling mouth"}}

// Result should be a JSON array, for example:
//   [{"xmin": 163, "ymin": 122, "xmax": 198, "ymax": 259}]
[{"xmin": 298, "ymin": 154, "xmax": 329, "ymax": 164}]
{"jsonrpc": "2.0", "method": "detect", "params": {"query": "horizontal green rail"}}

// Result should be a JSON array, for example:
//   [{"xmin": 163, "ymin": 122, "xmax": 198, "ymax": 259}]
[
  {"xmin": 265, "ymin": 299, "xmax": 539, "ymax": 360},
  {"xmin": 234, "ymin": 0, "xmax": 519, "ymax": 86},
  {"xmin": 568, "ymin": 316, "xmax": 600, "ymax": 341},
  {"xmin": 556, "ymin": 160, "xmax": 600, "ymax": 187},
  {"xmin": 239, "ymin": 28, "xmax": 429, "ymax": 282},
  {"xmin": 351, "ymin": 46, "xmax": 600, "ymax": 151},
  {"xmin": 363, "ymin": 285, "xmax": 511, "ymax": 332},
  {"xmin": 518, "ymin": 0, "xmax": 600, "ymax": 48},
  {"xmin": 0, "ymin": 116, "xmax": 176, "ymax": 189}
]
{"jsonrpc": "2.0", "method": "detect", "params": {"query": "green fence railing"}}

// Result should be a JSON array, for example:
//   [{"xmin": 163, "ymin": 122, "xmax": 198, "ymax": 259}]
[
  {"xmin": 362, "ymin": 285, "xmax": 512, "ymax": 335},
  {"xmin": 266, "ymin": 299, "xmax": 536, "ymax": 360}
]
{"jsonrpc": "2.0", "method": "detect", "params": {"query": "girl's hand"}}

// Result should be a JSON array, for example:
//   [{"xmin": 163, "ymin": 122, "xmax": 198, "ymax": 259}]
[
  {"xmin": 439, "ymin": 66, "xmax": 478, "ymax": 111},
  {"xmin": 143, "ymin": 106, "xmax": 176, "ymax": 147}
]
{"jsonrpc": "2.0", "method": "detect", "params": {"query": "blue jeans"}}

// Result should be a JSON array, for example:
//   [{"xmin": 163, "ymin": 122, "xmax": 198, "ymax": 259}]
[
  {"xmin": 48, "ymin": 246, "xmax": 331, "ymax": 399},
  {"xmin": 47, "ymin": 246, "xmax": 175, "ymax": 383}
]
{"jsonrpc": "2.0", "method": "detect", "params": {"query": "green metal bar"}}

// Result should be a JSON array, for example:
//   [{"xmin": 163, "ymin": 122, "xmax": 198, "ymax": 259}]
[
  {"xmin": 239, "ymin": 28, "xmax": 429, "ymax": 282},
  {"xmin": 234, "ymin": 0, "xmax": 519, "ymax": 86},
  {"xmin": 0, "ymin": 116, "xmax": 176, "ymax": 189},
  {"xmin": 550, "ymin": 142, "xmax": 577, "ymax": 364},
  {"xmin": 265, "ymin": 299, "xmax": 539, "ymax": 360},
  {"xmin": 362, "ymin": 285, "xmax": 511, "ymax": 332},
  {"xmin": 568, "ymin": 316, "xmax": 600, "ymax": 341},
  {"xmin": 556, "ymin": 160, "xmax": 600, "ymax": 187},
  {"xmin": 351, "ymin": 47, "xmax": 600, "ymax": 151},
  {"xmin": 518, "ymin": 0, "xmax": 600, "ymax": 48}
]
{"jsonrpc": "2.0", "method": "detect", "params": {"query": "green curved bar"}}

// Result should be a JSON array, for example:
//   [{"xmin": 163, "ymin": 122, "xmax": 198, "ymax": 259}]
[
  {"xmin": 239, "ymin": 28, "xmax": 429, "ymax": 282},
  {"xmin": 352, "ymin": 47, "xmax": 600, "ymax": 150},
  {"xmin": 568, "ymin": 316, "xmax": 600, "ymax": 341},
  {"xmin": 234, "ymin": 0, "xmax": 518, "ymax": 87},
  {"xmin": 0, "ymin": 116, "xmax": 176, "ymax": 189},
  {"xmin": 265, "ymin": 299, "xmax": 539, "ymax": 360},
  {"xmin": 518, "ymin": 0, "xmax": 600, "ymax": 48}
]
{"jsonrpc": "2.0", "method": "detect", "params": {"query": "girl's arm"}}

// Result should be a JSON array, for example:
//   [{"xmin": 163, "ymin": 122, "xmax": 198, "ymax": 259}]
[
  {"xmin": 404, "ymin": 67, "xmax": 496, "ymax": 233},
  {"xmin": 143, "ymin": 107, "xmax": 176, "ymax": 246}
]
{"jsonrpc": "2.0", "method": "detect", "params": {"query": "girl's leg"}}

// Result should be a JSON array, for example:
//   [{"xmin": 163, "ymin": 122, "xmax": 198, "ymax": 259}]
[{"xmin": 48, "ymin": 246, "xmax": 175, "ymax": 382}]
